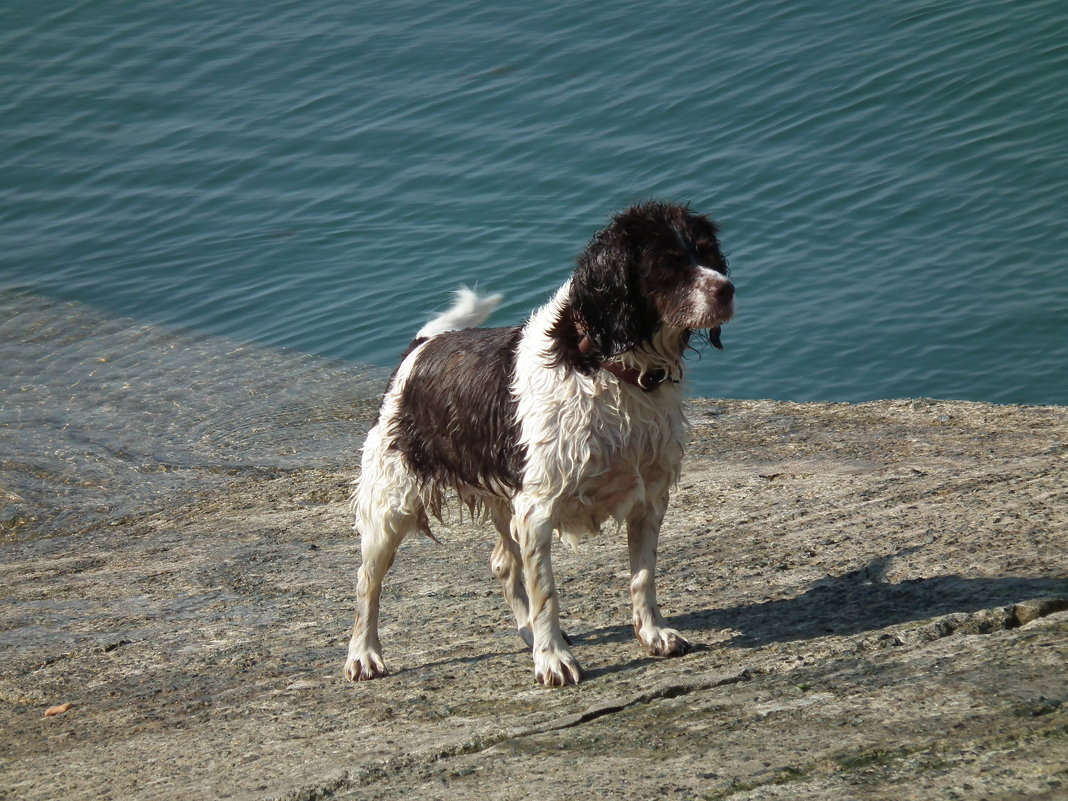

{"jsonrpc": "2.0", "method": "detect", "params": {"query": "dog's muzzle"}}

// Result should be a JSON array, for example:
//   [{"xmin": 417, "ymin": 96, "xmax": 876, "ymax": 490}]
[{"xmin": 691, "ymin": 269, "xmax": 735, "ymax": 329}]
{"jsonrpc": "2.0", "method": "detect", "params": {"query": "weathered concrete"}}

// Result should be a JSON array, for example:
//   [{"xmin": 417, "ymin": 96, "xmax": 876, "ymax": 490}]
[{"xmin": 1, "ymin": 398, "xmax": 1066, "ymax": 800}]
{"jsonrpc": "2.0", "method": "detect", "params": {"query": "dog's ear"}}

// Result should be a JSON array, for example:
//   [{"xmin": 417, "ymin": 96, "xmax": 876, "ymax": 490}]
[{"xmin": 569, "ymin": 231, "xmax": 658, "ymax": 360}]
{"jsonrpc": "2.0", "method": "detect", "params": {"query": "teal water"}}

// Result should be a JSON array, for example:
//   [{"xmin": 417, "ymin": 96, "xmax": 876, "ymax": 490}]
[
  {"xmin": 2, "ymin": 0, "xmax": 1067, "ymax": 406},
  {"xmin": 0, "ymin": 291, "xmax": 384, "ymax": 532}
]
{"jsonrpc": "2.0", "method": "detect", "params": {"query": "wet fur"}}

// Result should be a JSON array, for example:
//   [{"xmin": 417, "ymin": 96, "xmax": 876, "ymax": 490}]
[{"xmin": 345, "ymin": 201, "xmax": 734, "ymax": 686}]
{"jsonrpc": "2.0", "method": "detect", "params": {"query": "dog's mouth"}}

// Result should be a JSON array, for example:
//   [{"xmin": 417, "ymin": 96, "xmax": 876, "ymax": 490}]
[
  {"xmin": 694, "ymin": 299, "xmax": 734, "ymax": 327},
  {"xmin": 654, "ymin": 270, "xmax": 734, "ymax": 349},
  {"xmin": 691, "ymin": 275, "xmax": 734, "ymax": 349},
  {"xmin": 691, "ymin": 274, "xmax": 734, "ymax": 326}
]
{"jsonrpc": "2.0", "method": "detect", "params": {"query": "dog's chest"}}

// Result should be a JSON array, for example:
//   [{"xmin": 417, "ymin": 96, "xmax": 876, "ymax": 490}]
[{"xmin": 520, "ymin": 380, "xmax": 687, "ymax": 532}]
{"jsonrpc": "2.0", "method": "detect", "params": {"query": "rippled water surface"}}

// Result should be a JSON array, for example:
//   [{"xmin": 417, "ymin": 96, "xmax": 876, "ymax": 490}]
[
  {"xmin": 0, "ymin": 291, "xmax": 384, "ymax": 531},
  {"xmin": 2, "ymin": 1, "xmax": 1067, "ymax": 517}
]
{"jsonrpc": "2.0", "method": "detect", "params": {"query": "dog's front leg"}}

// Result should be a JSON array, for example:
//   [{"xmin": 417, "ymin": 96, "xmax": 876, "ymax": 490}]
[
  {"xmin": 627, "ymin": 500, "xmax": 692, "ymax": 657},
  {"xmin": 513, "ymin": 501, "xmax": 582, "ymax": 686}
]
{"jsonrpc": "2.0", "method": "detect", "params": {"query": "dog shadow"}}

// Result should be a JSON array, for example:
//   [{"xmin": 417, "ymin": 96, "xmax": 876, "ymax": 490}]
[
  {"xmin": 576, "ymin": 549, "xmax": 1067, "ymax": 656},
  {"xmin": 384, "ymin": 550, "xmax": 1065, "ymax": 683}
]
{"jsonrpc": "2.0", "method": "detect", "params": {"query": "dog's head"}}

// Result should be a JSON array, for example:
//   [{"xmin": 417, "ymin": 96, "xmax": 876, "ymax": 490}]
[{"xmin": 556, "ymin": 201, "xmax": 734, "ymax": 371}]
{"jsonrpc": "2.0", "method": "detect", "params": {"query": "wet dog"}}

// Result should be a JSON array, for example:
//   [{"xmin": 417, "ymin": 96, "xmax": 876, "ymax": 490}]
[{"xmin": 345, "ymin": 201, "xmax": 734, "ymax": 685}]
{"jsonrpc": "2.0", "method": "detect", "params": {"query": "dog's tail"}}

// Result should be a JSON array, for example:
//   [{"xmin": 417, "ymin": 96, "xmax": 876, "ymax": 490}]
[{"xmin": 415, "ymin": 286, "xmax": 503, "ymax": 339}]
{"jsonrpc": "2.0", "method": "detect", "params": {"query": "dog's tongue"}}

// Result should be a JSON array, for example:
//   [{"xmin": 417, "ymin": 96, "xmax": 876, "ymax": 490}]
[{"xmin": 709, "ymin": 326, "xmax": 724, "ymax": 350}]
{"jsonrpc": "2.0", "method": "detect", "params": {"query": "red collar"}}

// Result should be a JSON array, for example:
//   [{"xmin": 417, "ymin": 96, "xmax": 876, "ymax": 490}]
[{"xmin": 577, "ymin": 333, "xmax": 670, "ymax": 392}]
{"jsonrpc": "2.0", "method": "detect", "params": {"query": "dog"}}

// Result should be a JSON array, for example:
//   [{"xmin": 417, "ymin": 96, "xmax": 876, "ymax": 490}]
[{"xmin": 345, "ymin": 201, "xmax": 734, "ymax": 686}]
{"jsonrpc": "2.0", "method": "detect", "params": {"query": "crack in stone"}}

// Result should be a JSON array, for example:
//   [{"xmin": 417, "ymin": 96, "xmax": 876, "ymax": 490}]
[
  {"xmin": 278, "ymin": 599, "xmax": 1067, "ymax": 801},
  {"xmin": 278, "ymin": 668, "xmax": 754, "ymax": 801},
  {"xmin": 544, "ymin": 668, "xmax": 753, "ymax": 731}
]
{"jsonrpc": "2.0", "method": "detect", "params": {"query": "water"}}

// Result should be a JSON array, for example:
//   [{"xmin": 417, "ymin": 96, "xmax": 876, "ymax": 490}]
[
  {"xmin": 0, "ymin": 291, "xmax": 384, "ymax": 533},
  {"xmin": 2, "ymin": 1, "xmax": 1067, "ymax": 528}
]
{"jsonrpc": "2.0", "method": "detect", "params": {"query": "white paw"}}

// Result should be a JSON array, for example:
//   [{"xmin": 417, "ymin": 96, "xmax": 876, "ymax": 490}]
[
  {"xmin": 344, "ymin": 644, "xmax": 387, "ymax": 681},
  {"xmin": 638, "ymin": 625, "xmax": 692, "ymax": 657},
  {"xmin": 533, "ymin": 645, "xmax": 583, "ymax": 686},
  {"xmin": 519, "ymin": 626, "xmax": 573, "ymax": 648}
]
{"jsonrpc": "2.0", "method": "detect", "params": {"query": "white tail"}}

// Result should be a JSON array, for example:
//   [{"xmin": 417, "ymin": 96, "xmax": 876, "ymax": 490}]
[{"xmin": 415, "ymin": 287, "xmax": 503, "ymax": 339}]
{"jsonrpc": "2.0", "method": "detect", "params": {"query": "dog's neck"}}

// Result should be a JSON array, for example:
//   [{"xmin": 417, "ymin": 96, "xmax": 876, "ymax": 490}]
[{"xmin": 575, "ymin": 325, "xmax": 686, "ymax": 392}]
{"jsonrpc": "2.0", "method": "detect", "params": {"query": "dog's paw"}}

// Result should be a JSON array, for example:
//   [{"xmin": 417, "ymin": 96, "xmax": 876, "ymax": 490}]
[
  {"xmin": 533, "ymin": 646, "xmax": 583, "ymax": 687},
  {"xmin": 344, "ymin": 648, "xmax": 388, "ymax": 681},
  {"xmin": 638, "ymin": 626, "xmax": 692, "ymax": 657},
  {"xmin": 519, "ymin": 626, "xmax": 573, "ymax": 648}
]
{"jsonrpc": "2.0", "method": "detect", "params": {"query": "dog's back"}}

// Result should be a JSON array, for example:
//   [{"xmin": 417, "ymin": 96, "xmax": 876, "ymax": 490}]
[{"xmin": 389, "ymin": 325, "xmax": 525, "ymax": 515}]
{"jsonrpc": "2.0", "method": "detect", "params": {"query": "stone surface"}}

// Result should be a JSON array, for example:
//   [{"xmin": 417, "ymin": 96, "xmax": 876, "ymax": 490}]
[{"xmin": 1, "ymin": 398, "xmax": 1066, "ymax": 800}]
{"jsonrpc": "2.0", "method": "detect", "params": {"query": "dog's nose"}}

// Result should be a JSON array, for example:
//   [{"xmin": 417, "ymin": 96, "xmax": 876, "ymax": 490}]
[{"xmin": 718, "ymin": 281, "xmax": 735, "ymax": 304}]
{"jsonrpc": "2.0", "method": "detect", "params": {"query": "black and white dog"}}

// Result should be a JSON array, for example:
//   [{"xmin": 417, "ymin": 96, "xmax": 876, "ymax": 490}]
[{"xmin": 346, "ymin": 201, "xmax": 734, "ymax": 686}]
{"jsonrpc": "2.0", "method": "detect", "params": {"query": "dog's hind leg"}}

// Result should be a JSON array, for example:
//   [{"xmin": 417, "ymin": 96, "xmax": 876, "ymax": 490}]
[
  {"xmin": 489, "ymin": 506, "xmax": 534, "ymax": 648},
  {"xmin": 345, "ymin": 440, "xmax": 427, "ymax": 681},
  {"xmin": 345, "ymin": 337, "xmax": 444, "ymax": 682},
  {"xmin": 344, "ymin": 505, "xmax": 413, "ymax": 681}
]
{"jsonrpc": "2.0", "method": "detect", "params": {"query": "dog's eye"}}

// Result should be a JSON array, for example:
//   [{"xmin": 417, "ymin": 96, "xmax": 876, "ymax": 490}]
[{"xmin": 695, "ymin": 244, "xmax": 729, "ymax": 277}]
